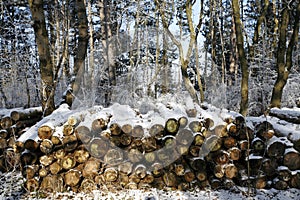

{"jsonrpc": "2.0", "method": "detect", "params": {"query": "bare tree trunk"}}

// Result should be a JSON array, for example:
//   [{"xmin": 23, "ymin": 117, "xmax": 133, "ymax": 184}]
[
  {"xmin": 87, "ymin": 0, "xmax": 95, "ymax": 86},
  {"xmin": 270, "ymin": 2, "xmax": 300, "ymax": 108},
  {"xmin": 232, "ymin": 0, "xmax": 249, "ymax": 116},
  {"xmin": 28, "ymin": 0, "xmax": 55, "ymax": 116},
  {"xmin": 99, "ymin": 0, "xmax": 117, "ymax": 105},
  {"xmin": 68, "ymin": 0, "xmax": 89, "ymax": 104}
]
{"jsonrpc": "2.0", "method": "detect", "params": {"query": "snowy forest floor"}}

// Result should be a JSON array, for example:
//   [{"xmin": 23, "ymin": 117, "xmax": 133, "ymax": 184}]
[{"xmin": 1, "ymin": 171, "xmax": 300, "ymax": 200}]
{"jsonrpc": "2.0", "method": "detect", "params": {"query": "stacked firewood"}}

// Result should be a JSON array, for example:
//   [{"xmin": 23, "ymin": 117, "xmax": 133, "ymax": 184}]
[
  {"xmin": 1, "ymin": 107, "xmax": 300, "ymax": 194},
  {"xmin": 0, "ymin": 107, "xmax": 43, "ymax": 172}
]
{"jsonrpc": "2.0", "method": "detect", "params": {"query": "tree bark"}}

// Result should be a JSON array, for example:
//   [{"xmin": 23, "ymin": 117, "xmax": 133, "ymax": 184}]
[
  {"xmin": 28, "ymin": 0, "xmax": 55, "ymax": 116},
  {"xmin": 270, "ymin": 2, "xmax": 300, "ymax": 108},
  {"xmin": 232, "ymin": 0, "xmax": 249, "ymax": 116}
]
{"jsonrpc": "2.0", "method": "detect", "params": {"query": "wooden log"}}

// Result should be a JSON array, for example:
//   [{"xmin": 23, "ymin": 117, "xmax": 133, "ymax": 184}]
[
  {"xmin": 74, "ymin": 148, "xmax": 90, "ymax": 164},
  {"xmin": 209, "ymin": 177, "xmax": 222, "ymax": 189},
  {"xmin": 269, "ymin": 108, "xmax": 300, "ymax": 124},
  {"xmin": 251, "ymin": 137, "xmax": 265, "ymax": 153},
  {"xmin": 213, "ymin": 124, "xmax": 228, "ymax": 137},
  {"xmin": 290, "ymin": 171, "xmax": 300, "ymax": 189},
  {"xmin": 25, "ymin": 177, "xmax": 39, "ymax": 192},
  {"xmin": 277, "ymin": 166, "xmax": 291, "ymax": 182},
  {"xmin": 110, "ymin": 123, "xmax": 122, "ymax": 136},
  {"xmin": 184, "ymin": 169, "xmax": 196, "ymax": 183},
  {"xmin": 262, "ymin": 158, "xmax": 278, "ymax": 177},
  {"xmin": 24, "ymin": 165, "xmax": 39, "ymax": 179},
  {"xmin": 224, "ymin": 163, "xmax": 238, "ymax": 179},
  {"xmin": 61, "ymin": 155, "xmax": 76, "ymax": 170},
  {"xmin": 75, "ymin": 125, "xmax": 92, "ymax": 144},
  {"xmin": 63, "ymin": 124, "xmax": 74, "ymax": 136},
  {"xmin": 79, "ymin": 178, "xmax": 97, "ymax": 194},
  {"xmin": 91, "ymin": 118, "xmax": 107, "ymax": 133},
  {"xmin": 238, "ymin": 126, "xmax": 254, "ymax": 141},
  {"xmin": 65, "ymin": 169, "xmax": 81, "ymax": 187},
  {"xmin": 38, "ymin": 166, "xmax": 48, "ymax": 178},
  {"xmin": 134, "ymin": 164, "xmax": 147, "ymax": 179},
  {"xmin": 51, "ymin": 135, "xmax": 62, "ymax": 146},
  {"xmin": 203, "ymin": 118, "xmax": 214, "ymax": 130},
  {"xmin": 273, "ymin": 178, "xmax": 288, "ymax": 190},
  {"xmin": 143, "ymin": 173, "xmax": 155, "ymax": 184},
  {"xmin": 189, "ymin": 145, "xmax": 201, "ymax": 157},
  {"xmin": 196, "ymin": 170, "xmax": 207, "ymax": 182},
  {"xmin": 40, "ymin": 139, "xmax": 53, "ymax": 154},
  {"xmin": 54, "ymin": 149, "xmax": 65, "ymax": 160},
  {"xmin": 189, "ymin": 157, "xmax": 206, "ymax": 171},
  {"xmin": 0, "ymin": 138, "xmax": 7, "ymax": 149},
  {"xmin": 82, "ymin": 158, "xmax": 101, "ymax": 178},
  {"xmin": 40, "ymin": 174, "xmax": 64, "ymax": 193},
  {"xmin": 120, "ymin": 133, "xmax": 132, "ymax": 147},
  {"xmin": 227, "ymin": 123, "xmax": 238, "ymax": 137},
  {"xmin": 67, "ymin": 115, "xmax": 80, "ymax": 126},
  {"xmin": 223, "ymin": 136, "xmax": 237, "ymax": 149},
  {"xmin": 118, "ymin": 173, "xmax": 129, "ymax": 187},
  {"xmin": 104, "ymin": 148, "xmax": 123, "ymax": 166},
  {"xmin": 40, "ymin": 154, "xmax": 54, "ymax": 167},
  {"xmin": 0, "ymin": 129, "xmax": 8, "ymax": 139},
  {"xmin": 10, "ymin": 107, "xmax": 43, "ymax": 121},
  {"xmin": 162, "ymin": 135, "xmax": 177, "ymax": 149},
  {"xmin": 228, "ymin": 147, "xmax": 241, "ymax": 161},
  {"xmin": 176, "ymin": 129, "xmax": 194, "ymax": 146},
  {"xmin": 213, "ymin": 164, "xmax": 224, "ymax": 179},
  {"xmin": 21, "ymin": 152, "xmax": 37, "ymax": 166},
  {"xmin": 15, "ymin": 118, "xmax": 41, "ymax": 131},
  {"xmin": 149, "ymin": 124, "xmax": 165, "ymax": 140},
  {"xmin": 267, "ymin": 136, "xmax": 286, "ymax": 158},
  {"xmin": 38, "ymin": 123, "xmax": 54, "ymax": 140},
  {"xmin": 142, "ymin": 137, "xmax": 157, "ymax": 152},
  {"xmin": 283, "ymin": 148, "xmax": 300, "ymax": 170},
  {"xmin": 128, "ymin": 148, "xmax": 143, "ymax": 163},
  {"xmin": 176, "ymin": 145, "xmax": 189, "ymax": 156},
  {"xmin": 0, "ymin": 116, "xmax": 13, "ymax": 129},
  {"xmin": 88, "ymin": 137, "xmax": 109, "ymax": 159},
  {"xmin": 151, "ymin": 162, "xmax": 163, "ymax": 177},
  {"xmin": 193, "ymin": 133, "xmax": 205, "ymax": 146},
  {"xmin": 121, "ymin": 124, "xmax": 132, "ymax": 135},
  {"xmin": 104, "ymin": 167, "xmax": 118, "ymax": 182},
  {"xmin": 174, "ymin": 164, "xmax": 185, "ymax": 176},
  {"xmin": 189, "ymin": 121, "xmax": 202, "ymax": 133},
  {"xmin": 49, "ymin": 161, "xmax": 62, "ymax": 175},
  {"xmin": 162, "ymin": 171, "xmax": 177, "ymax": 187},
  {"xmin": 178, "ymin": 116, "xmax": 188, "ymax": 129},
  {"xmin": 24, "ymin": 139, "xmax": 39, "ymax": 152},
  {"xmin": 118, "ymin": 161, "xmax": 133, "ymax": 175},
  {"xmin": 165, "ymin": 118, "xmax": 179, "ymax": 135},
  {"xmin": 239, "ymin": 140, "xmax": 249, "ymax": 151},
  {"xmin": 214, "ymin": 150, "xmax": 230, "ymax": 165},
  {"xmin": 62, "ymin": 134, "xmax": 78, "ymax": 152},
  {"xmin": 202, "ymin": 135, "xmax": 223, "ymax": 153},
  {"xmin": 132, "ymin": 125, "xmax": 144, "ymax": 137},
  {"xmin": 128, "ymin": 173, "xmax": 140, "ymax": 184}
]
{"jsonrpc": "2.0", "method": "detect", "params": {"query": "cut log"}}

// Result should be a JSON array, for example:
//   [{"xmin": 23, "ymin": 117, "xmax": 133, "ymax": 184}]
[
  {"xmin": 104, "ymin": 148, "xmax": 123, "ymax": 165},
  {"xmin": 262, "ymin": 158, "xmax": 278, "ymax": 177},
  {"xmin": 54, "ymin": 149, "xmax": 65, "ymax": 160},
  {"xmin": 290, "ymin": 171, "xmax": 300, "ymax": 189},
  {"xmin": 162, "ymin": 171, "xmax": 177, "ymax": 187},
  {"xmin": 110, "ymin": 123, "xmax": 122, "ymax": 136},
  {"xmin": 74, "ymin": 148, "xmax": 90, "ymax": 164},
  {"xmin": 283, "ymin": 148, "xmax": 300, "ymax": 170},
  {"xmin": 82, "ymin": 158, "xmax": 101, "ymax": 178},
  {"xmin": 203, "ymin": 118, "xmax": 214, "ymax": 130},
  {"xmin": 189, "ymin": 157, "xmax": 206, "ymax": 171},
  {"xmin": 0, "ymin": 138, "xmax": 7, "ymax": 149},
  {"xmin": 121, "ymin": 124, "xmax": 132, "ymax": 135},
  {"xmin": 118, "ymin": 161, "xmax": 133, "ymax": 175},
  {"xmin": 40, "ymin": 174, "xmax": 64, "ymax": 193},
  {"xmin": 165, "ymin": 118, "xmax": 179, "ymax": 135},
  {"xmin": 128, "ymin": 148, "xmax": 143, "ymax": 163},
  {"xmin": 213, "ymin": 124, "xmax": 228, "ymax": 138},
  {"xmin": 178, "ymin": 116, "xmax": 188, "ymax": 129},
  {"xmin": 25, "ymin": 177, "xmax": 39, "ymax": 192},
  {"xmin": 132, "ymin": 125, "xmax": 144, "ymax": 137},
  {"xmin": 193, "ymin": 133, "xmax": 205, "ymax": 146},
  {"xmin": 277, "ymin": 166, "xmax": 291, "ymax": 182},
  {"xmin": 273, "ymin": 178, "xmax": 288, "ymax": 190},
  {"xmin": 24, "ymin": 165, "xmax": 39, "ymax": 179},
  {"xmin": 15, "ymin": 118, "xmax": 41, "ymax": 130},
  {"xmin": 40, "ymin": 139, "xmax": 53, "ymax": 154},
  {"xmin": 213, "ymin": 164, "xmax": 224, "ymax": 179},
  {"xmin": 174, "ymin": 164, "xmax": 185, "ymax": 176},
  {"xmin": 49, "ymin": 161, "xmax": 62, "ymax": 175},
  {"xmin": 134, "ymin": 164, "xmax": 147, "ymax": 179},
  {"xmin": 91, "ymin": 118, "xmax": 107, "ymax": 133},
  {"xmin": 38, "ymin": 166, "xmax": 48, "ymax": 178},
  {"xmin": 62, "ymin": 134, "xmax": 78, "ymax": 152},
  {"xmin": 10, "ymin": 107, "xmax": 43, "ymax": 121},
  {"xmin": 88, "ymin": 137, "xmax": 108, "ymax": 158},
  {"xmin": 228, "ymin": 147, "xmax": 241, "ymax": 161},
  {"xmin": 149, "ymin": 124, "xmax": 165, "ymax": 139},
  {"xmin": 184, "ymin": 169, "xmax": 196, "ymax": 183},
  {"xmin": 61, "ymin": 155, "xmax": 76, "ymax": 170},
  {"xmin": 0, "ymin": 129, "xmax": 8, "ymax": 139},
  {"xmin": 267, "ymin": 136, "xmax": 286, "ymax": 158},
  {"xmin": 0, "ymin": 116, "xmax": 13, "ymax": 129},
  {"xmin": 224, "ymin": 163, "xmax": 238, "ymax": 179},
  {"xmin": 24, "ymin": 139, "xmax": 39, "ymax": 152},
  {"xmin": 189, "ymin": 121, "xmax": 202, "ymax": 133},
  {"xmin": 65, "ymin": 169, "xmax": 81, "ymax": 187},
  {"xmin": 75, "ymin": 126, "xmax": 92, "ymax": 144},
  {"xmin": 63, "ymin": 124, "xmax": 74, "ymax": 136},
  {"xmin": 269, "ymin": 108, "xmax": 300, "ymax": 124},
  {"xmin": 79, "ymin": 178, "xmax": 97, "ymax": 194},
  {"xmin": 104, "ymin": 167, "xmax": 118, "ymax": 182},
  {"xmin": 21, "ymin": 152, "xmax": 37, "ymax": 166},
  {"xmin": 223, "ymin": 136, "xmax": 237, "ymax": 149},
  {"xmin": 251, "ymin": 137, "xmax": 265, "ymax": 153},
  {"xmin": 196, "ymin": 170, "xmax": 207, "ymax": 181},
  {"xmin": 38, "ymin": 123, "xmax": 54, "ymax": 140},
  {"xmin": 142, "ymin": 137, "xmax": 157, "ymax": 152},
  {"xmin": 176, "ymin": 129, "xmax": 194, "ymax": 146},
  {"xmin": 39, "ymin": 154, "xmax": 54, "ymax": 167},
  {"xmin": 227, "ymin": 123, "xmax": 238, "ymax": 137}
]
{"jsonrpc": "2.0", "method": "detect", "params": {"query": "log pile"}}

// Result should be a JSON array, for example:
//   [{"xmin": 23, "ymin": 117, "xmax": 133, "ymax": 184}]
[
  {"xmin": 0, "ymin": 107, "xmax": 43, "ymax": 172},
  {"xmin": 1, "ymin": 106, "xmax": 300, "ymax": 195}
]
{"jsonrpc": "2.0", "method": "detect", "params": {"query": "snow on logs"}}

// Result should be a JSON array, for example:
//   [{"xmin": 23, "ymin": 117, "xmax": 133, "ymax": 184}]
[{"xmin": 1, "ymin": 106, "xmax": 300, "ymax": 195}]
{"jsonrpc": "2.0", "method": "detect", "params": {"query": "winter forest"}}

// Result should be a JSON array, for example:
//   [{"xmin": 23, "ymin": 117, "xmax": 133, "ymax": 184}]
[{"xmin": 1, "ymin": 0, "xmax": 300, "ymax": 199}]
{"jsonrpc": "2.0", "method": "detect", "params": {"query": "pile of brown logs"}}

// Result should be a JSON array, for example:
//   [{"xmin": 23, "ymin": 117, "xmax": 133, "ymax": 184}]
[
  {"xmin": 0, "ymin": 107, "xmax": 43, "ymax": 172},
  {"xmin": 1, "ymin": 107, "xmax": 300, "ymax": 195}
]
